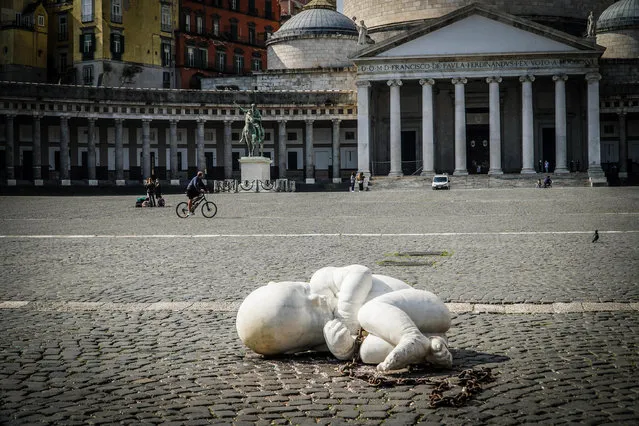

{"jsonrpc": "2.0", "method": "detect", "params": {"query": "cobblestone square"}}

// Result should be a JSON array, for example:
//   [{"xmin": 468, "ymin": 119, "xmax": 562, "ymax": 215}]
[{"xmin": 1, "ymin": 187, "xmax": 638, "ymax": 424}]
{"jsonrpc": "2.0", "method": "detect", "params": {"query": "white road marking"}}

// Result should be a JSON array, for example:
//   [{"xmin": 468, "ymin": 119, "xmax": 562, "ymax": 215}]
[{"xmin": 0, "ymin": 230, "xmax": 638, "ymax": 239}]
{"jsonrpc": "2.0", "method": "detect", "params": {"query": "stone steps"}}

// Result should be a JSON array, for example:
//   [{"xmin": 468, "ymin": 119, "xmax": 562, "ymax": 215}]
[{"xmin": 367, "ymin": 173, "xmax": 593, "ymax": 190}]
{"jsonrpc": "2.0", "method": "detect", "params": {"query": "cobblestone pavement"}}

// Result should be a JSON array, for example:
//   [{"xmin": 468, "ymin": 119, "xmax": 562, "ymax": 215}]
[{"xmin": 1, "ymin": 187, "xmax": 638, "ymax": 424}]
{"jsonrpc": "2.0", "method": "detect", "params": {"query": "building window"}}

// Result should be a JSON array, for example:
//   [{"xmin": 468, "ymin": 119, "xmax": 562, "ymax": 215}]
[
  {"xmin": 83, "ymin": 65, "xmax": 94, "ymax": 85},
  {"xmin": 264, "ymin": 25, "xmax": 273, "ymax": 41},
  {"xmin": 81, "ymin": 0, "xmax": 93, "ymax": 22},
  {"xmin": 163, "ymin": 72, "xmax": 171, "ymax": 89},
  {"xmin": 212, "ymin": 15, "xmax": 220, "ymax": 36},
  {"xmin": 58, "ymin": 14, "xmax": 68, "ymax": 41},
  {"xmin": 187, "ymin": 47, "xmax": 195, "ymax": 67},
  {"xmin": 234, "ymin": 54, "xmax": 244, "ymax": 74},
  {"xmin": 111, "ymin": 0, "xmax": 122, "ymax": 23},
  {"xmin": 248, "ymin": 0, "xmax": 256, "ymax": 15},
  {"xmin": 216, "ymin": 51, "xmax": 226, "ymax": 72},
  {"xmin": 161, "ymin": 42, "xmax": 171, "ymax": 67},
  {"xmin": 161, "ymin": 5, "xmax": 171, "ymax": 32},
  {"xmin": 251, "ymin": 57, "xmax": 261, "ymax": 71},
  {"xmin": 230, "ymin": 0, "xmax": 238, "ymax": 11},
  {"xmin": 196, "ymin": 15, "xmax": 203, "ymax": 34},
  {"xmin": 80, "ymin": 32, "xmax": 95, "ymax": 60},
  {"xmin": 230, "ymin": 20, "xmax": 238, "ymax": 40},
  {"xmin": 265, "ymin": 1, "xmax": 272, "ymax": 19},
  {"xmin": 110, "ymin": 32, "xmax": 124, "ymax": 60},
  {"xmin": 197, "ymin": 48, "xmax": 208, "ymax": 68},
  {"xmin": 37, "ymin": 14, "xmax": 44, "ymax": 27},
  {"xmin": 185, "ymin": 14, "xmax": 191, "ymax": 32},
  {"xmin": 248, "ymin": 24, "xmax": 256, "ymax": 44}
]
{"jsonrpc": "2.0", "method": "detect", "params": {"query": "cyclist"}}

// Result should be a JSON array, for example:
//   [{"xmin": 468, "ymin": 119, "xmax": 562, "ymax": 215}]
[{"xmin": 186, "ymin": 171, "xmax": 207, "ymax": 216}]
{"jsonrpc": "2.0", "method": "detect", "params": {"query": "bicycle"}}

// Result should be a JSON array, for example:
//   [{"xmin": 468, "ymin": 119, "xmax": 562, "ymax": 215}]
[{"xmin": 176, "ymin": 193, "xmax": 217, "ymax": 218}]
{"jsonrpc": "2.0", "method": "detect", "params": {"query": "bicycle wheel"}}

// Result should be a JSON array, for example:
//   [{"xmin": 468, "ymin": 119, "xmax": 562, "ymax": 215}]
[
  {"xmin": 201, "ymin": 201, "xmax": 217, "ymax": 218},
  {"xmin": 176, "ymin": 202, "xmax": 190, "ymax": 218}
]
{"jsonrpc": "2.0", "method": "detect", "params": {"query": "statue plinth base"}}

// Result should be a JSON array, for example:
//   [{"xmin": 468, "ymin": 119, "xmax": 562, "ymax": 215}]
[{"xmin": 239, "ymin": 156, "xmax": 271, "ymax": 182}]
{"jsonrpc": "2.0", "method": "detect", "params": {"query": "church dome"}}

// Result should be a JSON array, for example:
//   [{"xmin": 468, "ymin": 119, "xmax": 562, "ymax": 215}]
[
  {"xmin": 266, "ymin": 0, "xmax": 360, "ymax": 69},
  {"xmin": 597, "ymin": 0, "xmax": 639, "ymax": 33},
  {"xmin": 268, "ymin": 0, "xmax": 358, "ymax": 42}
]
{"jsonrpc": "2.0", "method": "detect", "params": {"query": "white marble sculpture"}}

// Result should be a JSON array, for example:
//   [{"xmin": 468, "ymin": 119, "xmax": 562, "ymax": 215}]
[{"xmin": 236, "ymin": 265, "xmax": 452, "ymax": 371}]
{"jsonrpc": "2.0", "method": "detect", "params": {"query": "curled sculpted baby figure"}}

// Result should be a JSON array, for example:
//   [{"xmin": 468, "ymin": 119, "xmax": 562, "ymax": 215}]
[{"xmin": 236, "ymin": 265, "xmax": 452, "ymax": 371}]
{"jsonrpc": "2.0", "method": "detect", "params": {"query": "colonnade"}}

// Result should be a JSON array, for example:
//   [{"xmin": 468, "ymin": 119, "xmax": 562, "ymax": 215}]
[
  {"xmin": 357, "ymin": 72, "xmax": 604, "ymax": 178},
  {"xmin": 3, "ymin": 113, "xmax": 352, "ymax": 184}
]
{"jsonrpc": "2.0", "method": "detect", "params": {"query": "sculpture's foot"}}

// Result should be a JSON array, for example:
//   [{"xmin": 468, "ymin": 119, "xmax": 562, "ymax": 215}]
[{"xmin": 377, "ymin": 334, "xmax": 430, "ymax": 372}]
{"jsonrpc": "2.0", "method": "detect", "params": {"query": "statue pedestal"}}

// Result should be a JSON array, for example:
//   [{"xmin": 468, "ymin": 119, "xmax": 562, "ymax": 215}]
[{"xmin": 239, "ymin": 156, "xmax": 271, "ymax": 182}]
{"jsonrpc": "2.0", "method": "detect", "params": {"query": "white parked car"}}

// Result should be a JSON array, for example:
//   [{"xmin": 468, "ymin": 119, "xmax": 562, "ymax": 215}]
[{"xmin": 432, "ymin": 174, "xmax": 450, "ymax": 190}]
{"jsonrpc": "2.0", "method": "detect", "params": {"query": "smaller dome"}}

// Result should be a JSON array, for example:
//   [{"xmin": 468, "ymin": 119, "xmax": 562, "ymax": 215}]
[
  {"xmin": 268, "ymin": 0, "xmax": 358, "ymax": 42},
  {"xmin": 597, "ymin": 0, "xmax": 639, "ymax": 33}
]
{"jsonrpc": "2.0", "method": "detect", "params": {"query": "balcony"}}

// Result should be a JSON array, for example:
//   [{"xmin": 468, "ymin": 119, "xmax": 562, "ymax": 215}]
[
  {"xmin": 161, "ymin": 23, "xmax": 172, "ymax": 32},
  {"xmin": 0, "ymin": 20, "xmax": 34, "ymax": 30},
  {"xmin": 81, "ymin": 13, "xmax": 94, "ymax": 22}
]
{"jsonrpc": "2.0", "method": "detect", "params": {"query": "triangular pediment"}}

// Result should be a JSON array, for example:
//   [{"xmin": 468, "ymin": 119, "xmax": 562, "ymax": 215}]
[{"xmin": 354, "ymin": 3, "xmax": 603, "ymax": 60}]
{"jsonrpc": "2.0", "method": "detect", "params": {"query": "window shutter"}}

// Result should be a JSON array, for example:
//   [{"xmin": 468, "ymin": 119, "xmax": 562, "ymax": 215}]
[
  {"xmin": 120, "ymin": 35, "xmax": 124, "ymax": 54},
  {"xmin": 79, "ymin": 34, "xmax": 83, "ymax": 53},
  {"xmin": 91, "ymin": 34, "xmax": 96, "ymax": 52},
  {"xmin": 110, "ymin": 33, "xmax": 114, "ymax": 54}
]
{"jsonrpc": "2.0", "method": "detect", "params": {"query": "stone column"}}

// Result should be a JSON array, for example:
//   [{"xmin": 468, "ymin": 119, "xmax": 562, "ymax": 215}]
[
  {"xmin": 142, "ymin": 119, "xmax": 151, "ymax": 179},
  {"xmin": 4, "ymin": 114, "xmax": 16, "ymax": 185},
  {"xmin": 114, "ymin": 118, "xmax": 125, "ymax": 184},
  {"xmin": 169, "ymin": 119, "xmax": 179, "ymax": 183},
  {"xmin": 452, "ymin": 77, "xmax": 468, "ymax": 175},
  {"xmin": 387, "ymin": 79, "xmax": 403, "ymax": 176},
  {"xmin": 305, "ymin": 119, "xmax": 315, "ymax": 183},
  {"xmin": 5, "ymin": 114, "xmax": 16, "ymax": 183},
  {"xmin": 332, "ymin": 118, "xmax": 341, "ymax": 183},
  {"xmin": 87, "ymin": 117, "xmax": 97, "ymax": 182},
  {"xmin": 356, "ymin": 80, "xmax": 371, "ymax": 176},
  {"xmin": 419, "ymin": 79, "xmax": 435, "ymax": 176},
  {"xmin": 224, "ymin": 120, "xmax": 232, "ymax": 179},
  {"xmin": 618, "ymin": 110, "xmax": 628, "ymax": 178},
  {"xmin": 520, "ymin": 75, "xmax": 536, "ymax": 174},
  {"xmin": 487, "ymin": 77, "xmax": 503, "ymax": 175},
  {"xmin": 278, "ymin": 119, "xmax": 287, "ymax": 179},
  {"xmin": 586, "ymin": 72, "xmax": 604, "ymax": 180},
  {"xmin": 60, "ymin": 116, "xmax": 70, "ymax": 183},
  {"xmin": 32, "ymin": 114, "xmax": 42, "ymax": 181},
  {"xmin": 553, "ymin": 74, "xmax": 569, "ymax": 174},
  {"xmin": 196, "ymin": 119, "xmax": 205, "ymax": 173}
]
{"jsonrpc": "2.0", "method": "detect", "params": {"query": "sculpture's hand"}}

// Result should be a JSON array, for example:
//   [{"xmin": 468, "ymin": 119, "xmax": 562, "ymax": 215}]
[{"xmin": 323, "ymin": 319, "xmax": 356, "ymax": 360}]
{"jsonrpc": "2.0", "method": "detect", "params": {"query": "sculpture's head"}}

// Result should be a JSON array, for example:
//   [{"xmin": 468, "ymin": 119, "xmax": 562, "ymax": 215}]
[{"xmin": 236, "ymin": 282, "xmax": 328, "ymax": 356}]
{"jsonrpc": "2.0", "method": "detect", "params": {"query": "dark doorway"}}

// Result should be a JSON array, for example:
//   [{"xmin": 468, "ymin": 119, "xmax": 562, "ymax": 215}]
[
  {"xmin": 81, "ymin": 151, "xmax": 88, "ymax": 179},
  {"xmin": 232, "ymin": 152, "xmax": 241, "ymax": 171},
  {"xmin": 467, "ymin": 125, "xmax": 489, "ymax": 174},
  {"xmin": 542, "ymin": 128, "xmax": 556, "ymax": 172},
  {"xmin": 0, "ymin": 150, "xmax": 5, "ymax": 179},
  {"xmin": 205, "ymin": 152, "xmax": 215, "ymax": 176},
  {"xmin": 401, "ymin": 131, "xmax": 417, "ymax": 175},
  {"xmin": 287, "ymin": 151, "xmax": 298, "ymax": 170},
  {"xmin": 23, "ymin": 150, "xmax": 33, "ymax": 180}
]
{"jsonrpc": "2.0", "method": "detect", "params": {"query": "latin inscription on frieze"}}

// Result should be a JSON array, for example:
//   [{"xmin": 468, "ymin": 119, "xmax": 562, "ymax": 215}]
[{"xmin": 358, "ymin": 58, "xmax": 596, "ymax": 73}]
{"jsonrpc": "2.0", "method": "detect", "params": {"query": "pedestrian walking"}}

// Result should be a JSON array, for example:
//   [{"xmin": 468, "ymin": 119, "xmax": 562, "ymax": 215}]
[{"xmin": 350, "ymin": 172, "xmax": 356, "ymax": 192}]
